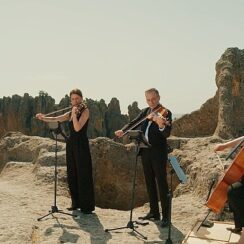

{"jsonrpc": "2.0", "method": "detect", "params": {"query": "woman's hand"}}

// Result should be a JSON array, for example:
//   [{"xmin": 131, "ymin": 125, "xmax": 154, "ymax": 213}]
[
  {"xmin": 71, "ymin": 106, "xmax": 78, "ymax": 118},
  {"xmin": 115, "ymin": 130, "xmax": 124, "ymax": 138},
  {"xmin": 36, "ymin": 113, "xmax": 45, "ymax": 121},
  {"xmin": 214, "ymin": 144, "xmax": 226, "ymax": 152}
]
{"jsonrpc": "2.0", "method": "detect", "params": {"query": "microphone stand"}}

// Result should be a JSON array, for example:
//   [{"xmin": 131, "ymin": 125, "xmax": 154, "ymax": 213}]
[
  {"xmin": 166, "ymin": 155, "xmax": 187, "ymax": 243},
  {"xmin": 105, "ymin": 130, "xmax": 150, "ymax": 240},
  {"xmin": 37, "ymin": 122, "xmax": 77, "ymax": 221}
]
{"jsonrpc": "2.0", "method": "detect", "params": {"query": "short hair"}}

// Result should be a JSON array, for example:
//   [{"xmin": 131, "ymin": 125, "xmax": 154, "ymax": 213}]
[
  {"xmin": 69, "ymin": 88, "xmax": 83, "ymax": 98},
  {"xmin": 145, "ymin": 88, "xmax": 159, "ymax": 96}
]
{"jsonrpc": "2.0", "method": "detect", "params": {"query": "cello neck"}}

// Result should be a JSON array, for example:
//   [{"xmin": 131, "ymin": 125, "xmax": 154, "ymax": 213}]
[{"xmin": 226, "ymin": 138, "xmax": 244, "ymax": 160}]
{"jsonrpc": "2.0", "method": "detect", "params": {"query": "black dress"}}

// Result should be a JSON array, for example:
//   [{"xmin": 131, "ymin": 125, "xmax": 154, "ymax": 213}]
[{"xmin": 66, "ymin": 114, "xmax": 95, "ymax": 212}]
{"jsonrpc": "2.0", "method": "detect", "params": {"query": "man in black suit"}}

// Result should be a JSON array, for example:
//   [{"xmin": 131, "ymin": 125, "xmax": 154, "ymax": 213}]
[{"xmin": 115, "ymin": 88, "xmax": 172, "ymax": 228}]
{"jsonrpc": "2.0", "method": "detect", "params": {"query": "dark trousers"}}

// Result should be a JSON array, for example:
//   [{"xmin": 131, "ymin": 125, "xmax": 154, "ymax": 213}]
[
  {"xmin": 227, "ymin": 180, "xmax": 244, "ymax": 228},
  {"xmin": 140, "ymin": 148, "xmax": 169, "ymax": 219}
]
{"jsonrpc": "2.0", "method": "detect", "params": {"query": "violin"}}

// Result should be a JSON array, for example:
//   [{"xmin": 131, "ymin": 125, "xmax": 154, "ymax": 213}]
[
  {"xmin": 147, "ymin": 105, "xmax": 168, "ymax": 121},
  {"xmin": 72, "ymin": 102, "xmax": 87, "ymax": 117},
  {"xmin": 120, "ymin": 104, "xmax": 169, "ymax": 137}
]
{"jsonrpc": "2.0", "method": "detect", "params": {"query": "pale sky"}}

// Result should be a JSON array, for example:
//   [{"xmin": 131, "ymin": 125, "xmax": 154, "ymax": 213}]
[{"xmin": 0, "ymin": 0, "xmax": 243, "ymax": 114}]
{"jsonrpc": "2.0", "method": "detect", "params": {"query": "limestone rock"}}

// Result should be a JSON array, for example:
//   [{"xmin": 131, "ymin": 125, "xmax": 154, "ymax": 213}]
[
  {"xmin": 214, "ymin": 47, "xmax": 244, "ymax": 138},
  {"xmin": 0, "ymin": 132, "xmax": 147, "ymax": 210},
  {"xmin": 172, "ymin": 95, "xmax": 218, "ymax": 137},
  {"xmin": 172, "ymin": 47, "xmax": 244, "ymax": 139}
]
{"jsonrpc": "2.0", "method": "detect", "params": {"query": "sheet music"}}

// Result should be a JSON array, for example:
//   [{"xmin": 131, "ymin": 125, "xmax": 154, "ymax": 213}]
[{"xmin": 168, "ymin": 156, "xmax": 187, "ymax": 184}]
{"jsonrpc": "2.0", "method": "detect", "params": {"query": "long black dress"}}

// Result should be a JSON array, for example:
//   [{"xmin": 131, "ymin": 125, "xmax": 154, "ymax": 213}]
[{"xmin": 66, "ymin": 114, "xmax": 95, "ymax": 212}]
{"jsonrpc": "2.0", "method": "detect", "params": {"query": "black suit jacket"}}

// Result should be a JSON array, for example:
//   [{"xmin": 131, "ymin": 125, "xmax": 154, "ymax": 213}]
[{"xmin": 122, "ymin": 107, "xmax": 172, "ymax": 151}]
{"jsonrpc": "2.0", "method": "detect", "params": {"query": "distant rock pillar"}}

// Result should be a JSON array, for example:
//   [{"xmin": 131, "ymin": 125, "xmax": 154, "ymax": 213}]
[{"xmin": 214, "ymin": 48, "xmax": 244, "ymax": 139}]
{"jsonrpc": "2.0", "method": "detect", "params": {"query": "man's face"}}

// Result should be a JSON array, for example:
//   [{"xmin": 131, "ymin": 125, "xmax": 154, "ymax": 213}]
[
  {"xmin": 145, "ymin": 91, "xmax": 160, "ymax": 109},
  {"xmin": 70, "ymin": 94, "xmax": 83, "ymax": 106}
]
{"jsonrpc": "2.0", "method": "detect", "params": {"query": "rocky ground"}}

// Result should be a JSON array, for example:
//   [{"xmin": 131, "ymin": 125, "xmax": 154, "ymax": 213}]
[
  {"xmin": 0, "ymin": 134, "xmax": 236, "ymax": 244},
  {"xmin": 0, "ymin": 161, "xmax": 208, "ymax": 244}
]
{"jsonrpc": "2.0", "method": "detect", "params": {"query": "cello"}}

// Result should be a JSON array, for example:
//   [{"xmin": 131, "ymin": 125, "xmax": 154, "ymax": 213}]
[{"xmin": 206, "ymin": 142, "xmax": 244, "ymax": 213}]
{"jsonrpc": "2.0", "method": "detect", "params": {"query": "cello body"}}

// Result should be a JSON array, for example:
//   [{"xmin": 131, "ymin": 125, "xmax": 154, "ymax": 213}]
[{"xmin": 206, "ymin": 148, "xmax": 244, "ymax": 213}]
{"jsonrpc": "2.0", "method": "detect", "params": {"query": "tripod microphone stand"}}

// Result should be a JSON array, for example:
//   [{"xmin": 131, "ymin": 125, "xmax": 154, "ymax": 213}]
[
  {"xmin": 105, "ymin": 130, "xmax": 150, "ymax": 240},
  {"xmin": 37, "ymin": 122, "xmax": 77, "ymax": 221}
]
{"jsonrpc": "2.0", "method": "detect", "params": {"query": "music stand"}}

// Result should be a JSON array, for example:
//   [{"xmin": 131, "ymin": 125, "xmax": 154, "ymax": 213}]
[
  {"xmin": 105, "ymin": 130, "xmax": 151, "ymax": 240},
  {"xmin": 166, "ymin": 155, "xmax": 187, "ymax": 244},
  {"xmin": 48, "ymin": 121, "xmax": 67, "ymax": 142},
  {"xmin": 37, "ymin": 121, "xmax": 77, "ymax": 221}
]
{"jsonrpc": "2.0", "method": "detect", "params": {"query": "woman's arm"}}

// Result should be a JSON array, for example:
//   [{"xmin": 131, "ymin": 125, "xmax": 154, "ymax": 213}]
[
  {"xmin": 214, "ymin": 136, "xmax": 244, "ymax": 152},
  {"xmin": 36, "ymin": 111, "xmax": 70, "ymax": 123},
  {"xmin": 72, "ymin": 108, "xmax": 89, "ymax": 132}
]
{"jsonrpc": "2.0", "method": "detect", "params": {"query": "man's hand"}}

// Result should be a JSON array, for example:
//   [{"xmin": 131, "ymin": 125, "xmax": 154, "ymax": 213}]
[{"xmin": 153, "ymin": 115, "xmax": 166, "ymax": 129}]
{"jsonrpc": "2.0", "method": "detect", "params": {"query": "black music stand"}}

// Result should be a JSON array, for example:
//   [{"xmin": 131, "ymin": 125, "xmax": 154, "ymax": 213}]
[
  {"xmin": 105, "ymin": 130, "xmax": 151, "ymax": 240},
  {"xmin": 37, "ymin": 122, "xmax": 77, "ymax": 221},
  {"xmin": 166, "ymin": 155, "xmax": 187, "ymax": 244}
]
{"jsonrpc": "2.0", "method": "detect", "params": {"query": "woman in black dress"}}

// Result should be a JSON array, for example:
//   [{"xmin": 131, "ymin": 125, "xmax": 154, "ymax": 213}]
[{"xmin": 36, "ymin": 89, "xmax": 95, "ymax": 213}]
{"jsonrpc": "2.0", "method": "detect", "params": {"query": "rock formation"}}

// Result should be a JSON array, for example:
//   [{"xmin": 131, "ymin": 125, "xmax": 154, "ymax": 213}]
[
  {"xmin": 0, "ymin": 132, "xmax": 147, "ymax": 210},
  {"xmin": 104, "ymin": 98, "xmax": 128, "ymax": 138},
  {"xmin": 214, "ymin": 48, "xmax": 244, "ymax": 138},
  {"xmin": 1, "ymin": 132, "xmax": 237, "ymax": 244},
  {"xmin": 128, "ymin": 101, "xmax": 141, "ymax": 120},
  {"xmin": 172, "ymin": 47, "xmax": 244, "ymax": 139},
  {"xmin": 0, "ymin": 132, "xmax": 182, "ymax": 210},
  {"xmin": 1, "ymin": 48, "xmax": 243, "ymax": 140},
  {"xmin": 0, "ymin": 92, "xmax": 132, "ymax": 139},
  {"xmin": 171, "ymin": 95, "xmax": 218, "ymax": 137},
  {"xmin": 85, "ymin": 98, "xmax": 108, "ymax": 138}
]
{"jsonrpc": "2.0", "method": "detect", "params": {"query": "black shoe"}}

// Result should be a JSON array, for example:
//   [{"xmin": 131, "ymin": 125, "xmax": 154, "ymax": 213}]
[
  {"xmin": 138, "ymin": 212, "xmax": 160, "ymax": 221},
  {"xmin": 161, "ymin": 219, "xmax": 169, "ymax": 228},
  {"xmin": 67, "ymin": 206, "xmax": 79, "ymax": 211},
  {"xmin": 226, "ymin": 227, "xmax": 242, "ymax": 234}
]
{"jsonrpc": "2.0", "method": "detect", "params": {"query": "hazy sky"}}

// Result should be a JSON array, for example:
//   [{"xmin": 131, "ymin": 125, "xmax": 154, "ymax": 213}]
[{"xmin": 0, "ymin": 1, "xmax": 243, "ymax": 114}]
